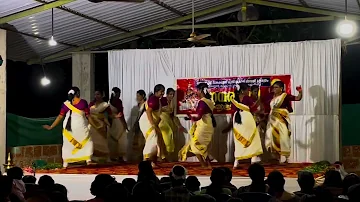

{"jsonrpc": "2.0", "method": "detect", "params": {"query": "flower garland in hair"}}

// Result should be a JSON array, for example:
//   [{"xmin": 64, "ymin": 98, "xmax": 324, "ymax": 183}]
[
  {"xmin": 235, "ymin": 84, "xmax": 240, "ymax": 91},
  {"xmin": 203, "ymin": 87, "xmax": 208, "ymax": 94},
  {"xmin": 68, "ymin": 89, "xmax": 75, "ymax": 95}
]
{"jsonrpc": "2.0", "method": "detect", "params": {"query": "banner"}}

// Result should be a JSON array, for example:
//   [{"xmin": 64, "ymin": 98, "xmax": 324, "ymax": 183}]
[{"xmin": 176, "ymin": 75, "xmax": 291, "ymax": 115}]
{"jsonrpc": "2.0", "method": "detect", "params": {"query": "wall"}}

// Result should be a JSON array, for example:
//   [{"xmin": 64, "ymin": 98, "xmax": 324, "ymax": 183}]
[
  {"xmin": 0, "ymin": 29, "xmax": 6, "ymax": 173},
  {"xmin": 342, "ymin": 104, "xmax": 360, "ymax": 173},
  {"xmin": 11, "ymin": 144, "xmax": 62, "ymax": 168}
]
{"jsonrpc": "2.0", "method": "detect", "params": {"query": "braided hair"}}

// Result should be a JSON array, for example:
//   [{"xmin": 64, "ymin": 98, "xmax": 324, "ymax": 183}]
[{"xmin": 65, "ymin": 87, "xmax": 80, "ymax": 131}]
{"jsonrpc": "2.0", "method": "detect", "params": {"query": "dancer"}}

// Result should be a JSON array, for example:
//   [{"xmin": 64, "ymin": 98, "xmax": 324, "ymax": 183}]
[
  {"xmin": 108, "ymin": 87, "xmax": 128, "ymax": 162},
  {"xmin": 250, "ymin": 85, "xmax": 267, "ymax": 139},
  {"xmin": 89, "ymin": 89, "xmax": 112, "ymax": 162},
  {"xmin": 159, "ymin": 88, "xmax": 186, "ymax": 161},
  {"xmin": 159, "ymin": 88, "xmax": 176, "ymax": 160},
  {"xmin": 42, "ymin": 87, "xmax": 93, "ymax": 168},
  {"xmin": 222, "ymin": 84, "xmax": 263, "ymax": 168},
  {"xmin": 179, "ymin": 83, "xmax": 216, "ymax": 168},
  {"xmin": 131, "ymin": 90, "xmax": 147, "ymax": 162},
  {"xmin": 139, "ymin": 84, "xmax": 165, "ymax": 167},
  {"xmin": 265, "ymin": 79, "xmax": 302, "ymax": 163}
]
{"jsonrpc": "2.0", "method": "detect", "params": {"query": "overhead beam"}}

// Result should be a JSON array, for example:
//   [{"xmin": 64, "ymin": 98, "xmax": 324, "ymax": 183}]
[
  {"xmin": 0, "ymin": 26, "xmax": 77, "ymax": 47},
  {"xmin": 298, "ymin": 0, "xmax": 309, "ymax": 7},
  {"xmin": 27, "ymin": 0, "xmax": 244, "ymax": 64},
  {"xmin": 246, "ymin": 0, "xmax": 360, "ymax": 20},
  {"xmin": 33, "ymin": 0, "xmax": 142, "ymax": 37},
  {"xmin": 150, "ymin": 0, "xmax": 187, "ymax": 17},
  {"xmin": 0, "ymin": 0, "xmax": 76, "ymax": 24},
  {"xmin": 164, "ymin": 16, "xmax": 335, "ymax": 30}
]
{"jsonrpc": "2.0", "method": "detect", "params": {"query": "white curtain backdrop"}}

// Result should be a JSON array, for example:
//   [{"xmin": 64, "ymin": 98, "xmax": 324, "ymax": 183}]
[{"xmin": 108, "ymin": 39, "xmax": 341, "ymax": 163}]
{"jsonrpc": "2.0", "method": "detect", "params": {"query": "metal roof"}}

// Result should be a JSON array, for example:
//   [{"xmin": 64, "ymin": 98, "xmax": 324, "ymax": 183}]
[{"xmin": 0, "ymin": 0, "xmax": 359, "ymax": 63}]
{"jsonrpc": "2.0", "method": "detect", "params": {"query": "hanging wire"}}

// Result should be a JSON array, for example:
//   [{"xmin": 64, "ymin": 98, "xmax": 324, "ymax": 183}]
[
  {"xmin": 192, "ymin": 0, "xmax": 194, "ymax": 33},
  {"xmin": 41, "ymin": 63, "xmax": 46, "ymax": 77},
  {"xmin": 51, "ymin": 8, "xmax": 54, "ymax": 36}
]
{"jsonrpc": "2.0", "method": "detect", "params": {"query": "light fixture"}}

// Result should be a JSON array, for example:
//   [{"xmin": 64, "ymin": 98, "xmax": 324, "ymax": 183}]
[
  {"xmin": 40, "ymin": 64, "xmax": 50, "ymax": 86},
  {"xmin": 41, "ymin": 77, "xmax": 51, "ymax": 86},
  {"xmin": 48, "ymin": 8, "xmax": 57, "ymax": 46},
  {"xmin": 48, "ymin": 36, "xmax": 57, "ymax": 46},
  {"xmin": 337, "ymin": 0, "xmax": 357, "ymax": 38},
  {"xmin": 337, "ymin": 17, "xmax": 357, "ymax": 38}
]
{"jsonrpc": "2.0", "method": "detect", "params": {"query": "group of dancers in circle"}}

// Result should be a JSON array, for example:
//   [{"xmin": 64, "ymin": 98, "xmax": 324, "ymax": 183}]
[{"xmin": 43, "ymin": 79, "xmax": 302, "ymax": 169}]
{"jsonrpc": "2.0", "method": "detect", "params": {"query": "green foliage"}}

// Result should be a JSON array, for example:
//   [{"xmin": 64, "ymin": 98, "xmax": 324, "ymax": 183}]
[
  {"xmin": 32, "ymin": 160, "xmax": 62, "ymax": 170},
  {"xmin": 301, "ymin": 161, "xmax": 332, "ymax": 174}
]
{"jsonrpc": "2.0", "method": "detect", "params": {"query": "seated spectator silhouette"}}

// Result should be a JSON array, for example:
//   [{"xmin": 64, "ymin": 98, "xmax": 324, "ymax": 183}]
[
  {"xmin": 48, "ymin": 191, "xmax": 68, "ymax": 202},
  {"xmin": 104, "ymin": 182, "xmax": 129, "ymax": 202},
  {"xmin": 185, "ymin": 176, "xmax": 201, "ymax": 195},
  {"xmin": 38, "ymin": 175, "xmax": 55, "ymax": 191},
  {"xmin": 321, "ymin": 169, "xmax": 343, "ymax": 198},
  {"xmin": 52, "ymin": 183, "xmax": 68, "ymax": 201},
  {"xmin": 338, "ymin": 174, "xmax": 360, "ymax": 200},
  {"xmin": 122, "ymin": 178, "xmax": 136, "ymax": 193},
  {"xmin": 294, "ymin": 171, "xmax": 315, "ymax": 197},
  {"xmin": 87, "ymin": 174, "xmax": 116, "ymax": 202},
  {"xmin": 347, "ymin": 183, "xmax": 360, "ymax": 202},
  {"xmin": 137, "ymin": 161, "xmax": 160, "ymax": 184},
  {"xmin": 22, "ymin": 175, "xmax": 36, "ymax": 184},
  {"xmin": 220, "ymin": 167, "xmax": 237, "ymax": 193},
  {"xmin": 164, "ymin": 165, "xmax": 192, "ymax": 202},
  {"xmin": 201, "ymin": 168, "xmax": 232, "ymax": 199},
  {"xmin": 7, "ymin": 167, "xmax": 26, "ymax": 202},
  {"xmin": 132, "ymin": 181, "xmax": 164, "ymax": 202},
  {"xmin": 0, "ymin": 175, "xmax": 14, "ymax": 202},
  {"xmin": 235, "ymin": 163, "xmax": 268, "ymax": 195},
  {"xmin": 189, "ymin": 194, "xmax": 216, "ymax": 202},
  {"xmin": 267, "ymin": 170, "xmax": 300, "ymax": 202}
]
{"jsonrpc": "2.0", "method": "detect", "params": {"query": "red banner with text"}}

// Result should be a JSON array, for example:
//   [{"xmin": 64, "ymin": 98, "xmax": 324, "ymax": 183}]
[{"xmin": 176, "ymin": 75, "xmax": 291, "ymax": 115}]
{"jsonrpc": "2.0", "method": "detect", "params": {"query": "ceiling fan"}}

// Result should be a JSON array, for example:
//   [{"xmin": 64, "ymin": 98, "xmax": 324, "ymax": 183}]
[
  {"xmin": 88, "ymin": 0, "xmax": 145, "ymax": 3},
  {"xmin": 156, "ymin": 0, "xmax": 216, "ymax": 45}
]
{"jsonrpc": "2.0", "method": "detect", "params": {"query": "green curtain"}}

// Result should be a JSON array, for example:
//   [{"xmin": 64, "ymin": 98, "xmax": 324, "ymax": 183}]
[
  {"xmin": 6, "ymin": 113, "xmax": 62, "ymax": 147},
  {"xmin": 342, "ymin": 104, "xmax": 360, "ymax": 146}
]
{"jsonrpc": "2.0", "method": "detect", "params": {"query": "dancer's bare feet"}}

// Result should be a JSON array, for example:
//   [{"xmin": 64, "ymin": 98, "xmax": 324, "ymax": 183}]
[{"xmin": 151, "ymin": 162, "xmax": 159, "ymax": 168}]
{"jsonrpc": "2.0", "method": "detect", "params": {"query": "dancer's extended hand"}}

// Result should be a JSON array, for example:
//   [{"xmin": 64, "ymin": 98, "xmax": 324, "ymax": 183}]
[
  {"xmin": 42, "ymin": 125, "xmax": 52, "ymax": 130},
  {"xmin": 296, "ymin": 85, "xmax": 302, "ymax": 92}
]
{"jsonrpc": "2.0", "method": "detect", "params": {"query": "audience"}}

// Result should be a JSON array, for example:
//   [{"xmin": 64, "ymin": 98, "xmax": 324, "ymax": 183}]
[
  {"xmin": 103, "ymin": 182, "xmax": 129, "ymax": 202},
  {"xmin": 87, "ymin": 174, "xmax": 116, "ymax": 202},
  {"xmin": 3, "ymin": 160, "xmax": 360, "ymax": 202},
  {"xmin": 122, "ymin": 178, "xmax": 137, "ymax": 193},
  {"xmin": 7, "ymin": 167, "xmax": 26, "ymax": 202},
  {"xmin": 185, "ymin": 176, "xmax": 201, "ymax": 194},
  {"xmin": 22, "ymin": 175, "xmax": 36, "ymax": 184},
  {"xmin": 235, "ymin": 163, "xmax": 268, "ymax": 195},
  {"xmin": 164, "ymin": 165, "xmax": 192, "ymax": 202},
  {"xmin": 294, "ymin": 171, "xmax": 315, "ymax": 197},
  {"xmin": 267, "ymin": 170, "xmax": 300, "ymax": 202},
  {"xmin": 201, "ymin": 168, "xmax": 232, "ymax": 200}
]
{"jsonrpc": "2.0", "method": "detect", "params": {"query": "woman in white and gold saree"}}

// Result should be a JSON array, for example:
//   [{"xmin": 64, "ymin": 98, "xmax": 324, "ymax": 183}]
[
  {"xmin": 179, "ymin": 83, "xmax": 216, "ymax": 168},
  {"xmin": 139, "ymin": 84, "xmax": 165, "ymax": 167},
  {"xmin": 131, "ymin": 90, "xmax": 147, "ymax": 162},
  {"xmin": 43, "ymin": 87, "xmax": 93, "ymax": 168},
  {"xmin": 222, "ymin": 84, "xmax": 263, "ymax": 169},
  {"xmin": 159, "ymin": 88, "xmax": 186, "ymax": 161},
  {"xmin": 265, "ymin": 79, "xmax": 302, "ymax": 163},
  {"xmin": 89, "ymin": 89, "xmax": 112, "ymax": 162},
  {"xmin": 108, "ymin": 87, "xmax": 128, "ymax": 162}
]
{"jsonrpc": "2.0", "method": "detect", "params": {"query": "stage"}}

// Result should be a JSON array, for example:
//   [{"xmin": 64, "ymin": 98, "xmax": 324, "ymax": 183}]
[{"xmin": 33, "ymin": 162, "xmax": 316, "ymax": 200}]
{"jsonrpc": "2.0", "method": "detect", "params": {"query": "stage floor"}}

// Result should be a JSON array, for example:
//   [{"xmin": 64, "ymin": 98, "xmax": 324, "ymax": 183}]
[{"xmin": 36, "ymin": 162, "xmax": 313, "ymax": 178}]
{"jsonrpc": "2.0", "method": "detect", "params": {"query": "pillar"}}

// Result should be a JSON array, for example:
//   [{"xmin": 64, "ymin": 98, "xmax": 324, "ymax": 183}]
[
  {"xmin": 72, "ymin": 53, "xmax": 94, "ymax": 103},
  {"xmin": 0, "ymin": 29, "xmax": 6, "ymax": 173}
]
